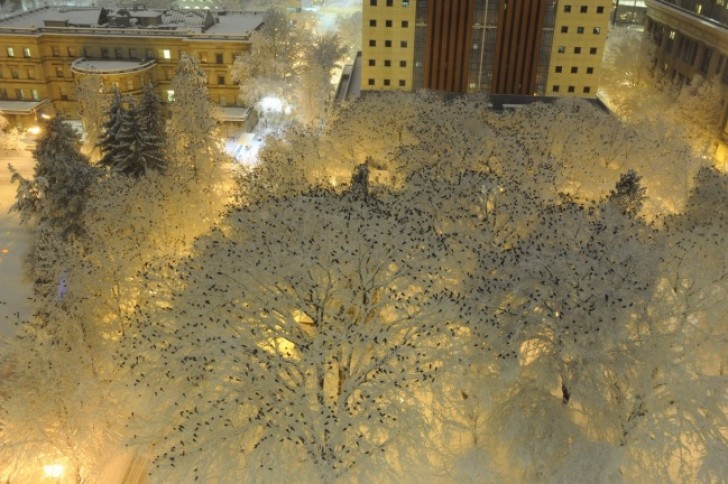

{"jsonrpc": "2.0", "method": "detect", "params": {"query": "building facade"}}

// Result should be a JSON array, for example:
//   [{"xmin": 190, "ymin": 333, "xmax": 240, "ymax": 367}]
[
  {"xmin": 362, "ymin": 0, "xmax": 612, "ymax": 98},
  {"xmin": 0, "ymin": 6, "xmax": 263, "ymax": 130},
  {"xmin": 645, "ymin": 0, "xmax": 728, "ymax": 162}
]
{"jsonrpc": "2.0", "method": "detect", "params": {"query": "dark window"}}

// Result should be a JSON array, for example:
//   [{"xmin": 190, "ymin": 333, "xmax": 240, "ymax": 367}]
[
  {"xmin": 10, "ymin": 67, "xmax": 18, "ymax": 79},
  {"xmin": 101, "ymin": 47, "xmax": 109, "ymax": 59},
  {"xmin": 574, "ymin": 47, "xmax": 581, "ymax": 54},
  {"xmin": 402, "ymin": 20, "xmax": 409, "ymax": 27},
  {"xmin": 369, "ymin": 40, "xmax": 376, "ymax": 47},
  {"xmin": 387, "ymin": 0, "xmax": 393, "ymax": 5},
  {"xmin": 369, "ymin": 19, "xmax": 376, "ymax": 26},
  {"xmin": 216, "ymin": 53, "xmax": 224, "ymax": 64},
  {"xmin": 589, "ymin": 47, "xmax": 597, "ymax": 54},
  {"xmin": 385, "ymin": 40, "xmax": 392, "ymax": 47},
  {"xmin": 370, "ymin": 0, "xmax": 377, "ymax": 5},
  {"xmin": 129, "ymin": 48, "xmax": 138, "ymax": 59},
  {"xmin": 146, "ymin": 49, "xmax": 154, "ymax": 59},
  {"xmin": 384, "ymin": 59, "xmax": 391, "ymax": 66},
  {"xmin": 115, "ymin": 48, "xmax": 124, "ymax": 58},
  {"xmin": 218, "ymin": 75, "xmax": 225, "ymax": 85},
  {"xmin": 568, "ymin": 85, "xmax": 575, "ymax": 92},
  {"xmin": 368, "ymin": 59, "xmax": 376, "ymax": 66},
  {"xmin": 586, "ymin": 67, "xmax": 594, "ymax": 74},
  {"xmin": 577, "ymin": 26, "xmax": 584, "ymax": 34},
  {"xmin": 593, "ymin": 27, "xmax": 601, "ymax": 34},
  {"xmin": 368, "ymin": 78, "xmax": 375, "ymax": 85},
  {"xmin": 386, "ymin": 20, "xmax": 392, "ymax": 27},
  {"xmin": 583, "ymin": 86, "xmax": 591, "ymax": 93},
  {"xmin": 384, "ymin": 79, "xmax": 391, "ymax": 85},
  {"xmin": 400, "ymin": 60, "xmax": 406, "ymax": 67},
  {"xmin": 553, "ymin": 85, "xmax": 560, "ymax": 92},
  {"xmin": 561, "ymin": 26, "xmax": 568, "ymax": 33},
  {"xmin": 571, "ymin": 66, "xmax": 578, "ymax": 73},
  {"xmin": 700, "ymin": 48, "xmax": 712, "ymax": 73},
  {"xmin": 558, "ymin": 46, "xmax": 566, "ymax": 53},
  {"xmin": 564, "ymin": 5, "xmax": 571, "ymax": 12},
  {"xmin": 580, "ymin": 5, "xmax": 588, "ymax": 12},
  {"xmin": 597, "ymin": 6, "xmax": 604, "ymax": 13},
  {"xmin": 401, "ymin": 40, "xmax": 408, "ymax": 47},
  {"xmin": 399, "ymin": 79, "xmax": 406, "ymax": 86},
  {"xmin": 555, "ymin": 65, "xmax": 563, "ymax": 73}
]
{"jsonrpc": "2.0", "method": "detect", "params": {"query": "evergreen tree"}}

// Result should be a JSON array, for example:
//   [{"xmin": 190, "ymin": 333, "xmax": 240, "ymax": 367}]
[
  {"xmin": 105, "ymin": 101, "xmax": 165, "ymax": 177},
  {"xmin": 98, "ymin": 87, "xmax": 128, "ymax": 170},
  {"xmin": 10, "ymin": 116, "xmax": 96, "ymax": 236},
  {"xmin": 610, "ymin": 169, "xmax": 647, "ymax": 216},
  {"xmin": 137, "ymin": 82, "xmax": 166, "ymax": 146}
]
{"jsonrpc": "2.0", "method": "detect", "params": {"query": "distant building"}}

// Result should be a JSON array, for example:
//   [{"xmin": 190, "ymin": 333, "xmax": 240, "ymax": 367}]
[
  {"xmin": 645, "ymin": 0, "xmax": 728, "ymax": 161},
  {"xmin": 0, "ymin": 6, "xmax": 263, "ymax": 131},
  {"xmin": 361, "ymin": 0, "xmax": 612, "ymax": 99}
]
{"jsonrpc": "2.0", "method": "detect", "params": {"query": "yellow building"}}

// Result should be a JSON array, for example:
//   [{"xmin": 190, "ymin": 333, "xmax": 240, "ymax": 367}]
[
  {"xmin": 0, "ymin": 6, "xmax": 263, "ymax": 130},
  {"xmin": 362, "ymin": 0, "xmax": 611, "ymax": 98}
]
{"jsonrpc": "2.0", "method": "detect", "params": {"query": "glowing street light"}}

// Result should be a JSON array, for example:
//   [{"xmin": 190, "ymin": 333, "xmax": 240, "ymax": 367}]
[{"xmin": 43, "ymin": 463, "xmax": 64, "ymax": 479}]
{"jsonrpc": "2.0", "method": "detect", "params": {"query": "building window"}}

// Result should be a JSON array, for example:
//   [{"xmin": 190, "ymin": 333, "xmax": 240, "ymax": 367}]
[
  {"xmin": 129, "ymin": 48, "xmax": 138, "ymax": 59},
  {"xmin": 555, "ymin": 65, "xmax": 563, "ymax": 73},
  {"xmin": 384, "ymin": 59, "xmax": 391, "ymax": 66},
  {"xmin": 370, "ymin": 0, "xmax": 377, "ymax": 5},
  {"xmin": 7, "ymin": 47, "xmax": 14, "ymax": 57},
  {"xmin": 386, "ymin": 0, "xmax": 393, "ymax": 5},
  {"xmin": 577, "ymin": 26, "xmax": 584, "ymax": 34},
  {"xmin": 383, "ymin": 79, "xmax": 391, "ymax": 85},
  {"xmin": 101, "ymin": 48, "xmax": 109, "ymax": 59},
  {"xmin": 593, "ymin": 27, "xmax": 601, "ymax": 34},
  {"xmin": 386, "ymin": 20, "xmax": 392, "ymax": 27},
  {"xmin": 553, "ymin": 85, "xmax": 560, "ymax": 92},
  {"xmin": 586, "ymin": 67, "xmax": 594, "ymax": 74},
  {"xmin": 162, "ymin": 49, "xmax": 171, "ymax": 60},
  {"xmin": 115, "ymin": 48, "xmax": 124, "ymax": 58},
  {"xmin": 564, "ymin": 5, "xmax": 571, "ymax": 12},
  {"xmin": 369, "ymin": 19, "xmax": 376, "ymax": 26},
  {"xmin": 558, "ymin": 46, "xmax": 566, "ymax": 53},
  {"xmin": 166, "ymin": 90, "xmax": 175, "ymax": 102},
  {"xmin": 571, "ymin": 66, "xmax": 578, "ymax": 73},
  {"xmin": 574, "ymin": 47, "xmax": 581, "ymax": 54},
  {"xmin": 0, "ymin": 89, "xmax": 7, "ymax": 100},
  {"xmin": 217, "ymin": 75, "xmax": 224, "ymax": 85},
  {"xmin": 52, "ymin": 46, "xmax": 61, "ymax": 56},
  {"xmin": 146, "ymin": 49, "xmax": 154, "ymax": 59},
  {"xmin": 15, "ymin": 89, "xmax": 24, "ymax": 100},
  {"xmin": 589, "ymin": 47, "xmax": 597, "ymax": 54},
  {"xmin": 369, "ymin": 59, "xmax": 376, "ymax": 66},
  {"xmin": 583, "ymin": 86, "xmax": 591, "ymax": 93},
  {"xmin": 368, "ymin": 78, "xmax": 375, "ymax": 85},
  {"xmin": 68, "ymin": 46, "xmax": 77, "ymax": 57},
  {"xmin": 26, "ymin": 67, "xmax": 34, "ymax": 79},
  {"xmin": 399, "ymin": 79, "xmax": 406, "ymax": 86},
  {"xmin": 126, "ymin": 79, "xmax": 134, "ymax": 90},
  {"xmin": 55, "ymin": 66, "xmax": 64, "ymax": 77},
  {"xmin": 216, "ymin": 53, "xmax": 224, "ymax": 64},
  {"xmin": 31, "ymin": 89, "xmax": 40, "ymax": 101},
  {"xmin": 401, "ymin": 41, "xmax": 408, "ymax": 47},
  {"xmin": 385, "ymin": 40, "xmax": 392, "ymax": 47},
  {"xmin": 59, "ymin": 87, "xmax": 68, "ymax": 100},
  {"xmin": 23, "ymin": 47, "xmax": 31, "ymax": 58},
  {"xmin": 369, "ymin": 40, "xmax": 376, "ymax": 47},
  {"xmin": 597, "ymin": 6, "xmax": 604, "ymax": 13},
  {"xmin": 568, "ymin": 85, "xmax": 575, "ymax": 92},
  {"xmin": 400, "ymin": 60, "xmax": 406, "ymax": 67},
  {"xmin": 402, "ymin": 0, "xmax": 410, "ymax": 5},
  {"xmin": 10, "ymin": 67, "xmax": 18, "ymax": 79},
  {"xmin": 561, "ymin": 26, "xmax": 568, "ymax": 33},
  {"xmin": 402, "ymin": 20, "xmax": 409, "ymax": 27},
  {"xmin": 580, "ymin": 5, "xmax": 588, "ymax": 12}
]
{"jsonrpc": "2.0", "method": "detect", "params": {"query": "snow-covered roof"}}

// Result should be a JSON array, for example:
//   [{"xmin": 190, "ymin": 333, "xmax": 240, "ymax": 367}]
[
  {"xmin": 71, "ymin": 58, "xmax": 156, "ymax": 75},
  {"xmin": 0, "ymin": 6, "xmax": 263, "ymax": 39},
  {"xmin": 0, "ymin": 100, "xmax": 48, "ymax": 114}
]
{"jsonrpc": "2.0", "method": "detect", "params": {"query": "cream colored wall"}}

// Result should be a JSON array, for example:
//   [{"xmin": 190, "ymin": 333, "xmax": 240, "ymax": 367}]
[
  {"xmin": 547, "ymin": 0, "xmax": 612, "ymax": 98},
  {"xmin": 361, "ymin": 0, "xmax": 417, "ymax": 91}
]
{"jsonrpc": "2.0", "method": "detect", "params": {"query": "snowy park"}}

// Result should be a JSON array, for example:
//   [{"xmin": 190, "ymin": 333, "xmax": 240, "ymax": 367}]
[{"xmin": 0, "ymin": 5, "xmax": 726, "ymax": 484}]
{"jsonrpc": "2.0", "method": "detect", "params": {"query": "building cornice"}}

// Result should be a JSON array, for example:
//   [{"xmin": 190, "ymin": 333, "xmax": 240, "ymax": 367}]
[{"xmin": 646, "ymin": 0, "xmax": 728, "ymax": 52}]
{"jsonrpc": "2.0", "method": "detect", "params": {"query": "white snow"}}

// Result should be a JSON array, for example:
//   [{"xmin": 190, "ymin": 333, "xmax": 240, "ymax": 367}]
[{"xmin": 0, "ymin": 149, "xmax": 33, "ymax": 339}]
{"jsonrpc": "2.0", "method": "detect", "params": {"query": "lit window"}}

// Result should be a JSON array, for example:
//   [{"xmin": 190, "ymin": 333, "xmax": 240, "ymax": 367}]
[
  {"xmin": 68, "ymin": 46, "xmax": 77, "ymax": 56},
  {"xmin": 6, "ymin": 47, "xmax": 14, "ymax": 57},
  {"xmin": 402, "ymin": 0, "xmax": 409, "ymax": 5},
  {"xmin": 162, "ymin": 49, "xmax": 171, "ymax": 60},
  {"xmin": 166, "ymin": 90, "xmax": 175, "ymax": 102},
  {"xmin": 669, "ymin": 30, "xmax": 676, "ymax": 40},
  {"xmin": 31, "ymin": 89, "xmax": 39, "ymax": 101},
  {"xmin": 127, "ymin": 79, "xmax": 134, "ymax": 90},
  {"xmin": 23, "ymin": 47, "xmax": 31, "ymax": 58},
  {"xmin": 593, "ymin": 27, "xmax": 601, "ymax": 34},
  {"xmin": 558, "ymin": 46, "xmax": 566, "ymax": 53}
]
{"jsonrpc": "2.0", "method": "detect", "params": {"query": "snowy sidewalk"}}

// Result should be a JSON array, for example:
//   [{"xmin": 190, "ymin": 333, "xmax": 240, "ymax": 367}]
[{"xmin": 0, "ymin": 150, "xmax": 34, "ymax": 339}]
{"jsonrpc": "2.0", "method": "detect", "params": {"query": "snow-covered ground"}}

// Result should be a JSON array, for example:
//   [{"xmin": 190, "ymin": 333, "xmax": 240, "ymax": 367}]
[{"xmin": 0, "ymin": 149, "xmax": 34, "ymax": 339}]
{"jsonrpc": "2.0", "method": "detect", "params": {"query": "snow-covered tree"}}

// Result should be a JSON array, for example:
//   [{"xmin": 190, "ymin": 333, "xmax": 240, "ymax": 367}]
[
  {"xmin": 107, "ymin": 99, "xmax": 166, "ymax": 177},
  {"xmin": 0, "ymin": 114, "xmax": 23, "ymax": 150},
  {"xmin": 98, "ymin": 87, "xmax": 127, "ymax": 169},
  {"xmin": 167, "ymin": 54, "xmax": 224, "ymax": 180},
  {"xmin": 74, "ymin": 74, "xmax": 107, "ymax": 159}
]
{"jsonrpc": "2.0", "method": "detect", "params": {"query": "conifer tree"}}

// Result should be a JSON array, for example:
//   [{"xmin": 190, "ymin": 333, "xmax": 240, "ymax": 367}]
[
  {"xmin": 98, "ymin": 87, "xmax": 128, "ymax": 170},
  {"xmin": 110, "ymin": 100, "xmax": 166, "ymax": 177}
]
